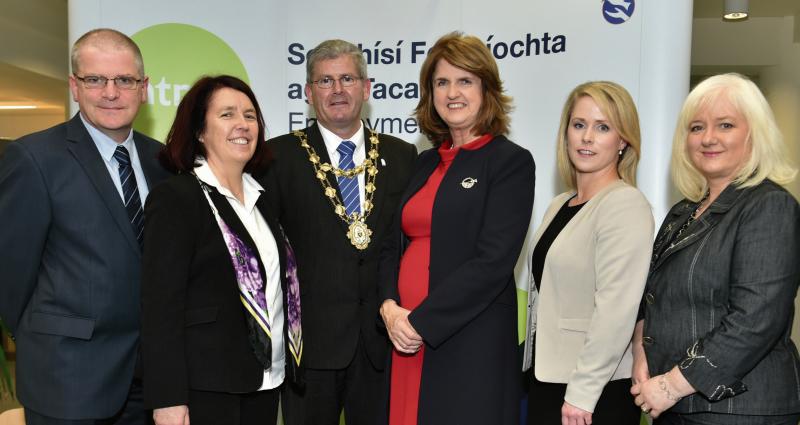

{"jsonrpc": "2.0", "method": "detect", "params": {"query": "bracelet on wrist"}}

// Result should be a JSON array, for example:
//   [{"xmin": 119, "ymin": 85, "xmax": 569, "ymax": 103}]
[{"xmin": 659, "ymin": 374, "xmax": 683, "ymax": 402}]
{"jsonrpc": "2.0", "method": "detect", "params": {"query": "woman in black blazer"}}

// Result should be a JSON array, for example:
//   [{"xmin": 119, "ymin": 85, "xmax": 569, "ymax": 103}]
[
  {"xmin": 379, "ymin": 32, "xmax": 535, "ymax": 425},
  {"xmin": 141, "ymin": 75, "xmax": 302, "ymax": 425}
]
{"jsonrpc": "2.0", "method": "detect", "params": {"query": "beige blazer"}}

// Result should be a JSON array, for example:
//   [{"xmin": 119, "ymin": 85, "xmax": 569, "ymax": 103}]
[{"xmin": 521, "ymin": 180, "xmax": 654, "ymax": 412}]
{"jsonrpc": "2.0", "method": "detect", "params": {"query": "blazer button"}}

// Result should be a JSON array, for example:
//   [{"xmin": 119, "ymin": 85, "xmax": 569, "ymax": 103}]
[
  {"xmin": 642, "ymin": 336, "xmax": 654, "ymax": 346},
  {"xmin": 645, "ymin": 293, "xmax": 655, "ymax": 305},
  {"xmin": 358, "ymin": 258, "xmax": 365, "ymax": 266}
]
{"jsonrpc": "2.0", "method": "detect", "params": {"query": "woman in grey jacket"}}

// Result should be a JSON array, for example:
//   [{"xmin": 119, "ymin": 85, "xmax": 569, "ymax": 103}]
[{"xmin": 632, "ymin": 73, "xmax": 800, "ymax": 424}]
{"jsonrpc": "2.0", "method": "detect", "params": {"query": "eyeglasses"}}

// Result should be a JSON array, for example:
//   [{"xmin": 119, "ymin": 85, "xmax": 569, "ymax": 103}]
[
  {"xmin": 73, "ymin": 74, "xmax": 143, "ymax": 90},
  {"xmin": 310, "ymin": 75, "xmax": 361, "ymax": 89}
]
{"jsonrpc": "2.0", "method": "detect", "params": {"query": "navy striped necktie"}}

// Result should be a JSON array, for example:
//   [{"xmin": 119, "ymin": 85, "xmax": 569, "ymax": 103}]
[
  {"xmin": 336, "ymin": 141, "xmax": 361, "ymax": 216},
  {"xmin": 113, "ymin": 145, "xmax": 144, "ymax": 246}
]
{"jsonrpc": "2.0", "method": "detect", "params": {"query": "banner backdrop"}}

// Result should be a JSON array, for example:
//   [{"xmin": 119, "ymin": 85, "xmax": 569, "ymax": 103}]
[{"xmin": 69, "ymin": 0, "xmax": 692, "ymax": 342}]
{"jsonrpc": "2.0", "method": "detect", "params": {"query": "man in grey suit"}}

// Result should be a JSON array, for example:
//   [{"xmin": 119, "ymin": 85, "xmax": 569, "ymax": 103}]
[{"xmin": 0, "ymin": 28, "xmax": 169, "ymax": 424}]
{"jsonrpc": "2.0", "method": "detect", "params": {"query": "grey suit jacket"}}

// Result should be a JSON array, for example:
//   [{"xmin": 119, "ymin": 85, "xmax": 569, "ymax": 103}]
[
  {"xmin": 643, "ymin": 180, "xmax": 800, "ymax": 415},
  {"xmin": 0, "ymin": 114, "xmax": 170, "ymax": 419}
]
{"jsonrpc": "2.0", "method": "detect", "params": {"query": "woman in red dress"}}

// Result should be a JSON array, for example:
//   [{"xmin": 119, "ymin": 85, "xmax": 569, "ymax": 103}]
[{"xmin": 379, "ymin": 32, "xmax": 535, "ymax": 425}]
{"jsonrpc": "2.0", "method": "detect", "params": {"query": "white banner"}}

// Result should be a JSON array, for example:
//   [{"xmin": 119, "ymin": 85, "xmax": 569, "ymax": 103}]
[{"xmin": 69, "ymin": 0, "xmax": 693, "ymax": 340}]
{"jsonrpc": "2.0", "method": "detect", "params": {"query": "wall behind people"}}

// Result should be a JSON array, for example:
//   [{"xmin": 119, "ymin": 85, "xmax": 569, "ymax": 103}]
[
  {"xmin": 693, "ymin": 15, "xmax": 800, "ymax": 346},
  {"xmin": 68, "ymin": 0, "xmax": 693, "ymax": 342}
]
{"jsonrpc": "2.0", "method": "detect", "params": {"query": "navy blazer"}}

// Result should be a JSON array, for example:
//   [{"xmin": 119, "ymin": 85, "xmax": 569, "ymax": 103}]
[
  {"xmin": 0, "ymin": 114, "xmax": 169, "ymax": 419},
  {"xmin": 379, "ymin": 135, "xmax": 535, "ymax": 425}
]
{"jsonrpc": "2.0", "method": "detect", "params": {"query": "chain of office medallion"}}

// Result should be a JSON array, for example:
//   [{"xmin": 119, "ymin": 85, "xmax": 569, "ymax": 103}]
[{"xmin": 293, "ymin": 129, "xmax": 380, "ymax": 224}]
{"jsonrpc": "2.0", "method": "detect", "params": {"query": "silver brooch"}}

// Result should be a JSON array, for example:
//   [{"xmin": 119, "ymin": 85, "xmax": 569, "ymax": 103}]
[{"xmin": 461, "ymin": 177, "xmax": 478, "ymax": 189}]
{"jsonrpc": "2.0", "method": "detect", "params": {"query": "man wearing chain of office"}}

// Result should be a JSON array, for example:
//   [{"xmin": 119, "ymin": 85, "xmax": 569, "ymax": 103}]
[{"xmin": 263, "ymin": 39, "xmax": 417, "ymax": 425}]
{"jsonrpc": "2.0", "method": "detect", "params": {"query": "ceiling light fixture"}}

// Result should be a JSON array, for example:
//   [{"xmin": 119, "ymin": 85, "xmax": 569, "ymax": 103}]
[
  {"xmin": 724, "ymin": 0, "xmax": 749, "ymax": 20},
  {"xmin": 0, "ymin": 105, "xmax": 37, "ymax": 110}
]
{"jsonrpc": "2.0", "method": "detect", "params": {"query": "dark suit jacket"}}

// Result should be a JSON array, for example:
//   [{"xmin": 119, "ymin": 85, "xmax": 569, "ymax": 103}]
[
  {"xmin": 263, "ymin": 123, "xmax": 417, "ymax": 370},
  {"xmin": 379, "ymin": 135, "xmax": 535, "ymax": 425},
  {"xmin": 140, "ymin": 172, "xmax": 301, "ymax": 409},
  {"xmin": 643, "ymin": 180, "xmax": 800, "ymax": 415},
  {"xmin": 0, "ymin": 114, "xmax": 169, "ymax": 419}
]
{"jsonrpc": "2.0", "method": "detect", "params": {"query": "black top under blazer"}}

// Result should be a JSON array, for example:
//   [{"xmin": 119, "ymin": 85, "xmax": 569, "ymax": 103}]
[
  {"xmin": 262, "ymin": 124, "xmax": 418, "ymax": 371},
  {"xmin": 379, "ymin": 135, "xmax": 536, "ymax": 425},
  {"xmin": 140, "ymin": 172, "xmax": 301, "ymax": 409}
]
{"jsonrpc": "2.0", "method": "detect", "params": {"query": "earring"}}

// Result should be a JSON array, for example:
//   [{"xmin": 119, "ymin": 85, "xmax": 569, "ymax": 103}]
[{"xmin": 618, "ymin": 149, "xmax": 623, "ymax": 156}]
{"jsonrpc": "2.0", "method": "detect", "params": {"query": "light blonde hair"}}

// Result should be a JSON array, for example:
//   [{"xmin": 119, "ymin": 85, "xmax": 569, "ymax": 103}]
[
  {"xmin": 671, "ymin": 73, "xmax": 797, "ymax": 201},
  {"xmin": 415, "ymin": 32, "xmax": 513, "ymax": 146},
  {"xmin": 71, "ymin": 28, "xmax": 144, "ymax": 77},
  {"xmin": 556, "ymin": 81, "xmax": 641, "ymax": 189}
]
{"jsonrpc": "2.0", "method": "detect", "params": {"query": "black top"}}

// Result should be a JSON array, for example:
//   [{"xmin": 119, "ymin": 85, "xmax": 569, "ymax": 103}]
[{"xmin": 531, "ymin": 197, "xmax": 585, "ymax": 291}]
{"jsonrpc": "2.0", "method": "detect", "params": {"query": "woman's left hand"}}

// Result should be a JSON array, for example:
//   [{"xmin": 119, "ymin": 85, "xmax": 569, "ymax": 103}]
[
  {"xmin": 561, "ymin": 401, "xmax": 592, "ymax": 425},
  {"xmin": 631, "ymin": 367, "xmax": 694, "ymax": 418}
]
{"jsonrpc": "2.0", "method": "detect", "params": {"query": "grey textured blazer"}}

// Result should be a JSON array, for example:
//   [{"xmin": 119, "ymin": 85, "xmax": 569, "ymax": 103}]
[
  {"xmin": 522, "ymin": 180, "xmax": 654, "ymax": 412},
  {"xmin": 642, "ymin": 180, "xmax": 800, "ymax": 415}
]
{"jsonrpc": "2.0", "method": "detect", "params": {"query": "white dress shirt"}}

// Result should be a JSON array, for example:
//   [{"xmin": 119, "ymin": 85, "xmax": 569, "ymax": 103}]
[
  {"xmin": 318, "ymin": 121, "xmax": 366, "ymax": 205},
  {"xmin": 194, "ymin": 158, "xmax": 286, "ymax": 390}
]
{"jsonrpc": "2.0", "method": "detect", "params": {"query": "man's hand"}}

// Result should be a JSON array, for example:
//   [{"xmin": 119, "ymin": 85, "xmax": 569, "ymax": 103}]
[{"xmin": 153, "ymin": 405, "xmax": 190, "ymax": 425}]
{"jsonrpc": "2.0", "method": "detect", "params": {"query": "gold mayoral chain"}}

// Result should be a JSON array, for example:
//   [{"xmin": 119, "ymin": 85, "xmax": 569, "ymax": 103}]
[{"xmin": 294, "ymin": 129, "xmax": 380, "ymax": 250}]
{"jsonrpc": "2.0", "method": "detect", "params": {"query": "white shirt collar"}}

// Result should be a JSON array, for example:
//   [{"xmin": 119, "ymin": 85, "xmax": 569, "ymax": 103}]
[
  {"xmin": 79, "ymin": 112, "xmax": 135, "ymax": 161},
  {"xmin": 193, "ymin": 157, "xmax": 263, "ymax": 213},
  {"xmin": 318, "ymin": 121, "xmax": 365, "ymax": 157}
]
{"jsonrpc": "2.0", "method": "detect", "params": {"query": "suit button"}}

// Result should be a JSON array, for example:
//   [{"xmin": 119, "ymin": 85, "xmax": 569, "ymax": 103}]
[
  {"xmin": 645, "ymin": 293, "xmax": 655, "ymax": 305},
  {"xmin": 359, "ymin": 298, "xmax": 366, "ymax": 305},
  {"xmin": 642, "ymin": 336, "xmax": 654, "ymax": 346},
  {"xmin": 358, "ymin": 258, "xmax": 364, "ymax": 266}
]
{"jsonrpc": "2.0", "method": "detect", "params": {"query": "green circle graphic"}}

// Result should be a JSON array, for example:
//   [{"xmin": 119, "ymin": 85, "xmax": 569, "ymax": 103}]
[{"xmin": 132, "ymin": 23, "xmax": 249, "ymax": 141}]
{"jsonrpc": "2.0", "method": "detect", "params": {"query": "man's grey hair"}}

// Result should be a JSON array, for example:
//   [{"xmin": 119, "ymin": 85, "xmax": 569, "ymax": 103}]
[
  {"xmin": 306, "ymin": 39, "xmax": 367, "ymax": 84},
  {"xmin": 71, "ymin": 28, "xmax": 145, "ymax": 77}
]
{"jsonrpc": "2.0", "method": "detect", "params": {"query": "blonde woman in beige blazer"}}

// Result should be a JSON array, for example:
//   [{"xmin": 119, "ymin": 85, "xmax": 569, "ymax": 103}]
[{"xmin": 521, "ymin": 81, "xmax": 654, "ymax": 425}]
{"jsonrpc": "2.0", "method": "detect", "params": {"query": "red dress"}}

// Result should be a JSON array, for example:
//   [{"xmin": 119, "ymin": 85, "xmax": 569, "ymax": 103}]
[{"xmin": 389, "ymin": 134, "xmax": 494, "ymax": 425}]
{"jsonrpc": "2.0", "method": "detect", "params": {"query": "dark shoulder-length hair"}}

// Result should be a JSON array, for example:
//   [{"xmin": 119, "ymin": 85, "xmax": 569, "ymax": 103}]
[
  {"xmin": 414, "ymin": 32, "xmax": 513, "ymax": 146},
  {"xmin": 159, "ymin": 75, "xmax": 270, "ymax": 176}
]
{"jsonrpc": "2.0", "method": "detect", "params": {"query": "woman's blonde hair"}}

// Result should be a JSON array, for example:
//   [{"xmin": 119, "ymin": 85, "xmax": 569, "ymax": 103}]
[
  {"xmin": 671, "ymin": 73, "xmax": 797, "ymax": 201},
  {"xmin": 556, "ymin": 81, "xmax": 641, "ymax": 189}
]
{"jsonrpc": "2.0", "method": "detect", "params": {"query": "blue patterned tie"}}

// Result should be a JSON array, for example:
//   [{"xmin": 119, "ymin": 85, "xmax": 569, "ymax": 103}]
[
  {"xmin": 336, "ymin": 141, "xmax": 361, "ymax": 216},
  {"xmin": 113, "ymin": 146, "xmax": 144, "ymax": 246}
]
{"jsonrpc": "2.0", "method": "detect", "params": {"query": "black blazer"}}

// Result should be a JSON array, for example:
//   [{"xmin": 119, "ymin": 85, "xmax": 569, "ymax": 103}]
[
  {"xmin": 140, "ymin": 172, "xmax": 300, "ymax": 409},
  {"xmin": 379, "ymin": 135, "xmax": 535, "ymax": 425},
  {"xmin": 263, "ymin": 123, "xmax": 417, "ymax": 370},
  {"xmin": 0, "ymin": 114, "xmax": 169, "ymax": 419}
]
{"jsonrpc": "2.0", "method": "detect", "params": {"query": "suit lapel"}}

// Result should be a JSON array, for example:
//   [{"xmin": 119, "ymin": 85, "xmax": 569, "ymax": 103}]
[
  {"xmin": 132, "ymin": 133, "xmax": 162, "ymax": 190},
  {"xmin": 364, "ymin": 129, "xmax": 387, "ymax": 239},
  {"xmin": 398, "ymin": 149, "xmax": 439, "ymax": 211},
  {"xmin": 651, "ymin": 185, "xmax": 743, "ymax": 271},
  {"xmin": 256, "ymin": 194, "xmax": 287, "ymax": 283},
  {"xmin": 65, "ymin": 114, "xmax": 140, "ymax": 255},
  {"xmin": 206, "ymin": 187, "xmax": 262, "ymax": 263}
]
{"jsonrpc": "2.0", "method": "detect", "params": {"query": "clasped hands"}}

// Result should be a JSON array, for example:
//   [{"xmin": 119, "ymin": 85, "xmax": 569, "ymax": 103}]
[
  {"xmin": 631, "ymin": 365, "xmax": 693, "ymax": 419},
  {"xmin": 380, "ymin": 299, "xmax": 423, "ymax": 354}
]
